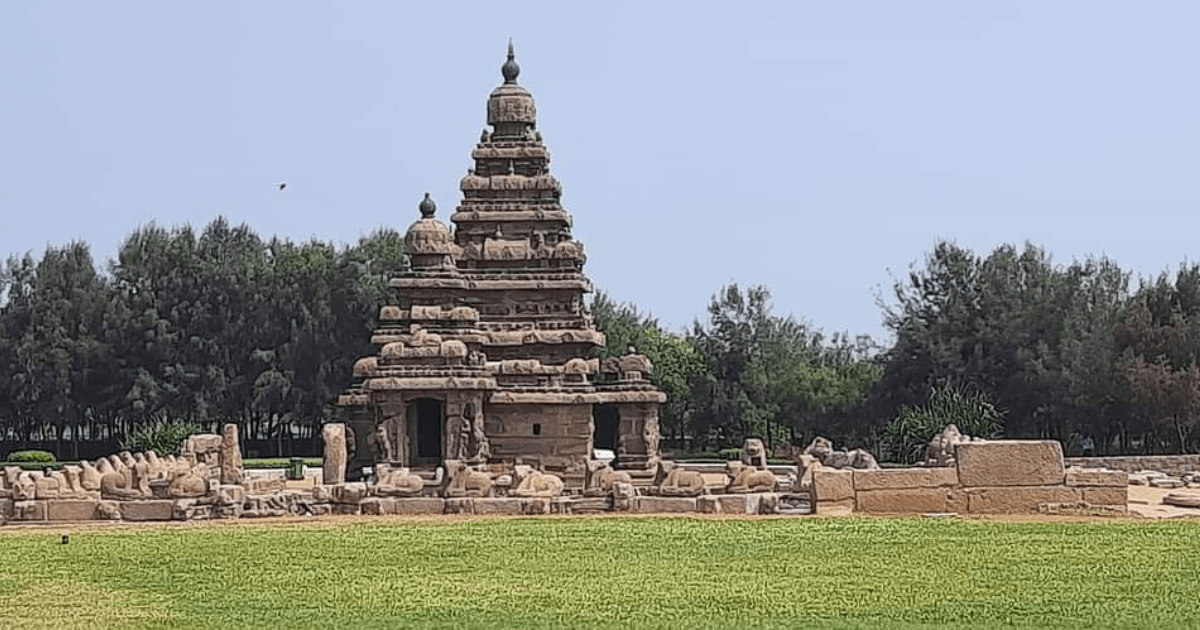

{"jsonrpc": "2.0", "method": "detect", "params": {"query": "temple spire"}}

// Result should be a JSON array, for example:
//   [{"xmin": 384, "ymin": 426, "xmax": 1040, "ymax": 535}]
[{"xmin": 501, "ymin": 38, "xmax": 520, "ymax": 84}]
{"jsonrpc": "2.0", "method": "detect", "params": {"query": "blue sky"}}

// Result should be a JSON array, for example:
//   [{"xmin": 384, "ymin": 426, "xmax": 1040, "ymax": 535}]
[{"xmin": 2, "ymin": 2, "xmax": 1198, "ymax": 342}]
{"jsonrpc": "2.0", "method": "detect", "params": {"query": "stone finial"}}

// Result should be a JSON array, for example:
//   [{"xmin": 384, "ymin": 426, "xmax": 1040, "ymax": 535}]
[
  {"xmin": 502, "ymin": 38, "xmax": 520, "ymax": 83},
  {"xmin": 419, "ymin": 192, "xmax": 436, "ymax": 218}
]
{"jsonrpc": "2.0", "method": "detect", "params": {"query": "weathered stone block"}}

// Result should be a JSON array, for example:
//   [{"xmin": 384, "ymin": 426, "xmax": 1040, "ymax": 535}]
[
  {"xmin": 811, "ymin": 469, "xmax": 855, "ymax": 502},
  {"xmin": 965, "ymin": 486, "xmax": 1080, "ymax": 514},
  {"xmin": 445, "ymin": 497, "xmax": 475, "ymax": 515},
  {"xmin": 631, "ymin": 496, "xmax": 697, "ymax": 513},
  {"xmin": 753, "ymin": 493, "xmax": 779, "ymax": 515},
  {"xmin": 217, "ymin": 484, "xmax": 245, "ymax": 505},
  {"xmin": 473, "ymin": 498, "xmax": 525, "ymax": 515},
  {"xmin": 957, "ymin": 441, "xmax": 1065, "ymax": 487},
  {"xmin": 1081, "ymin": 486, "xmax": 1128, "ymax": 506},
  {"xmin": 360, "ymin": 497, "xmax": 387, "ymax": 515},
  {"xmin": 13, "ymin": 500, "xmax": 46, "ymax": 521},
  {"xmin": 97, "ymin": 501, "xmax": 121, "ymax": 520},
  {"xmin": 0, "ymin": 498, "xmax": 13, "ymax": 519},
  {"xmin": 333, "ymin": 503, "xmax": 361, "ymax": 515},
  {"xmin": 814, "ymin": 498, "xmax": 855, "ymax": 516},
  {"xmin": 699, "ymin": 494, "xmax": 754, "ymax": 515},
  {"xmin": 46, "ymin": 499, "xmax": 100, "ymax": 521},
  {"xmin": 522, "ymin": 498, "xmax": 551, "ymax": 515},
  {"xmin": 392, "ymin": 497, "xmax": 446, "ymax": 515},
  {"xmin": 853, "ymin": 467, "xmax": 958, "ymax": 491},
  {"xmin": 332, "ymin": 482, "xmax": 369, "ymax": 504},
  {"xmin": 947, "ymin": 489, "xmax": 968, "ymax": 514},
  {"xmin": 856, "ymin": 488, "xmax": 949, "ymax": 515},
  {"xmin": 120, "ymin": 500, "xmax": 175, "ymax": 521},
  {"xmin": 1065, "ymin": 468, "xmax": 1128, "ymax": 487}
]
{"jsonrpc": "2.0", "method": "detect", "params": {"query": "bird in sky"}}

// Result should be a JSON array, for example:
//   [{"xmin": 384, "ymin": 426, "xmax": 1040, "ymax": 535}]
[{"xmin": 277, "ymin": 183, "xmax": 287, "ymax": 191}]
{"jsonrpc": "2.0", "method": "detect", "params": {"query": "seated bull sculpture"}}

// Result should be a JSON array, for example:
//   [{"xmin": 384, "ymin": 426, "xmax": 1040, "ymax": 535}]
[
  {"xmin": 511, "ymin": 466, "xmax": 564, "ymax": 498},
  {"xmin": 444, "ymin": 460, "xmax": 493, "ymax": 498},
  {"xmin": 725, "ymin": 461, "xmax": 777, "ymax": 494},
  {"xmin": 372, "ymin": 465, "xmax": 425, "ymax": 497},
  {"xmin": 655, "ymin": 461, "xmax": 708, "ymax": 497}
]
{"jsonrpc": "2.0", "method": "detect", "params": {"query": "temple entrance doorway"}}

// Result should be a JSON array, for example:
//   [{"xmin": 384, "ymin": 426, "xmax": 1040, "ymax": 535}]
[
  {"xmin": 594, "ymin": 404, "xmax": 620, "ymax": 454},
  {"xmin": 408, "ymin": 398, "xmax": 444, "ymax": 465}
]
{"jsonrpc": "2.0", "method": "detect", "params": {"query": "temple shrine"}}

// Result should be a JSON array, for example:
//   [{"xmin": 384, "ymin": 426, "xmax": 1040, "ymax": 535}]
[{"xmin": 336, "ymin": 44, "xmax": 665, "ymax": 488}]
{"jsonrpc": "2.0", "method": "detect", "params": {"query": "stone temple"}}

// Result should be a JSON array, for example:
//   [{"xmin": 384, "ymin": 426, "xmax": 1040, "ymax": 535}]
[{"xmin": 336, "ymin": 44, "xmax": 666, "ymax": 488}]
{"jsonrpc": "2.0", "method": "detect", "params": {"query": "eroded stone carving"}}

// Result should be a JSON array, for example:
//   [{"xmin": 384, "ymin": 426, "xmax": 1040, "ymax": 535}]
[
  {"xmin": 221, "ymin": 424, "xmax": 243, "ymax": 485},
  {"xmin": 322, "ymin": 423, "xmax": 347, "ymax": 485},
  {"xmin": 803, "ymin": 437, "xmax": 880, "ymax": 471},
  {"xmin": 925, "ymin": 424, "xmax": 974, "ymax": 467}
]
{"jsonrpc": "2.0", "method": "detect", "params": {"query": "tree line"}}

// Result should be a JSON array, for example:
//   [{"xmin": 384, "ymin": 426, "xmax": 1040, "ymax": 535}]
[
  {"xmin": 596, "ymin": 241, "xmax": 1200, "ymax": 458},
  {"xmin": 3, "ymin": 218, "xmax": 1199, "ymax": 459},
  {"xmin": 0, "ymin": 218, "xmax": 403, "ymax": 458}
]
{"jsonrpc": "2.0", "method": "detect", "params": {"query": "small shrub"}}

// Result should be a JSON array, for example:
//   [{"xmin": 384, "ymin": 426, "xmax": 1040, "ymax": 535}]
[
  {"xmin": 716, "ymin": 447, "xmax": 745, "ymax": 461},
  {"xmin": 886, "ymin": 384, "xmax": 1005, "ymax": 464},
  {"xmin": 4, "ymin": 450, "xmax": 56, "ymax": 463},
  {"xmin": 123, "ymin": 419, "xmax": 203, "ymax": 455}
]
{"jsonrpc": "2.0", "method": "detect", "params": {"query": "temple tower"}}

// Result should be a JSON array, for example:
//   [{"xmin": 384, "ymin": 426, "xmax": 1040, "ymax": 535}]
[{"xmin": 338, "ymin": 43, "xmax": 664, "ymax": 487}]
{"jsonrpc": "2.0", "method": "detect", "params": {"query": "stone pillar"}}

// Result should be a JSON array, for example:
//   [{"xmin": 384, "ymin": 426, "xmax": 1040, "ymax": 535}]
[
  {"xmin": 220, "ymin": 423, "xmax": 244, "ymax": 485},
  {"xmin": 322, "ymin": 423, "xmax": 347, "ymax": 485}
]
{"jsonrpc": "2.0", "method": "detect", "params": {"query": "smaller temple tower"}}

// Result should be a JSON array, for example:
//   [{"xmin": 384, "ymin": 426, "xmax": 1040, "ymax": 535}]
[{"xmin": 337, "ymin": 43, "xmax": 664, "ymax": 488}]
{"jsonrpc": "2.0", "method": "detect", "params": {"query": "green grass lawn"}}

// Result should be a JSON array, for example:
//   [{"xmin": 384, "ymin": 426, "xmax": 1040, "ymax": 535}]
[{"xmin": 1, "ymin": 516, "xmax": 1198, "ymax": 629}]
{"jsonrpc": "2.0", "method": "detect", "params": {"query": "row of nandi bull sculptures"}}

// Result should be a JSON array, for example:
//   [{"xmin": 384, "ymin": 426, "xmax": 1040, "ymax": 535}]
[
  {"xmin": 3, "ymin": 421, "xmax": 924, "ymax": 524},
  {"xmin": 0, "ymin": 425, "xmax": 243, "ymax": 504}
]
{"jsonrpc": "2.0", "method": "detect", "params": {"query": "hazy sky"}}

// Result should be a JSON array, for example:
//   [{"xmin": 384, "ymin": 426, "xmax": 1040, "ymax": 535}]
[{"xmin": 3, "ymin": 2, "xmax": 1199, "ymax": 342}]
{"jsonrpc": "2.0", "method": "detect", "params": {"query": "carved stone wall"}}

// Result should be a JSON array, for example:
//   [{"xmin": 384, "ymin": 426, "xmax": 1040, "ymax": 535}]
[{"xmin": 484, "ymin": 403, "xmax": 592, "ymax": 468}]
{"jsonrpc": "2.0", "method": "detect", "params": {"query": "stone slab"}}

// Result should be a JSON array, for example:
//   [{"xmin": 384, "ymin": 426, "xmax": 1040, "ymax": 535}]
[
  {"xmin": 1065, "ymin": 468, "xmax": 1128, "ymax": 487},
  {"xmin": 811, "ymin": 469, "xmax": 855, "ymax": 502},
  {"xmin": 1081, "ymin": 486, "xmax": 1128, "ymax": 506},
  {"xmin": 46, "ymin": 499, "xmax": 100, "ymax": 521},
  {"xmin": 947, "ymin": 489, "xmax": 968, "ymax": 514},
  {"xmin": 965, "ymin": 486, "xmax": 1080, "ymax": 514},
  {"xmin": 473, "ymin": 498, "xmax": 525, "ymax": 516},
  {"xmin": 853, "ymin": 467, "xmax": 958, "ymax": 490},
  {"xmin": 120, "ymin": 500, "xmax": 177, "ymax": 521},
  {"xmin": 1163, "ymin": 493, "xmax": 1200, "ymax": 508},
  {"xmin": 445, "ymin": 498, "xmax": 475, "ymax": 515},
  {"xmin": 631, "ymin": 496, "xmax": 698, "ymax": 514},
  {"xmin": 957, "ymin": 441, "xmax": 1065, "ymax": 487},
  {"xmin": 815, "ymin": 498, "xmax": 855, "ymax": 516},
  {"xmin": 392, "ymin": 498, "xmax": 446, "ymax": 515},
  {"xmin": 698, "ymin": 494, "xmax": 759, "ymax": 515},
  {"xmin": 13, "ymin": 500, "xmax": 46, "ymax": 521},
  {"xmin": 360, "ymin": 498, "xmax": 387, "ymax": 515},
  {"xmin": 856, "ymin": 488, "xmax": 949, "ymax": 515},
  {"xmin": 0, "ymin": 498, "xmax": 12, "ymax": 519},
  {"xmin": 522, "ymin": 498, "xmax": 551, "ymax": 515}
]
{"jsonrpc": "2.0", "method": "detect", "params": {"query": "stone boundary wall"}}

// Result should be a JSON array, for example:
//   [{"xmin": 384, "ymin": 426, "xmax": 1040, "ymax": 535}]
[
  {"xmin": 1065, "ymin": 455, "xmax": 1200, "ymax": 476},
  {"xmin": 813, "ymin": 440, "xmax": 1128, "ymax": 516}
]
